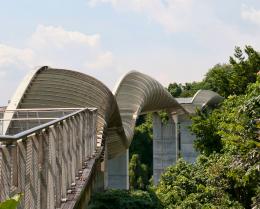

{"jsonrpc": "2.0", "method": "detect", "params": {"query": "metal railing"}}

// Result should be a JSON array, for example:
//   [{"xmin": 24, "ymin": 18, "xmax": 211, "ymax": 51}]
[
  {"xmin": 0, "ymin": 108, "xmax": 82, "ymax": 135},
  {"xmin": 0, "ymin": 107, "xmax": 100, "ymax": 208}
]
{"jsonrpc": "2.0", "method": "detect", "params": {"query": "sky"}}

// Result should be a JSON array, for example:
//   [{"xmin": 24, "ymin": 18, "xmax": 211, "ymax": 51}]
[{"xmin": 0, "ymin": 0, "xmax": 260, "ymax": 105}]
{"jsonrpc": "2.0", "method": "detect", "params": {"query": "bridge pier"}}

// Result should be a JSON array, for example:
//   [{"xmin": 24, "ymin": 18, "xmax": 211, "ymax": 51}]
[
  {"xmin": 107, "ymin": 149, "xmax": 129, "ymax": 189},
  {"xmin": 152, "ymin": 113, "xmax": 198, "ymax": 185},
  {"xmin": 153, "ymin": 113, "xmax": 176, "ymax": 185},
  {"xmin": 176, "ymin": 114, "xmax": 198, "ymax": 163}
]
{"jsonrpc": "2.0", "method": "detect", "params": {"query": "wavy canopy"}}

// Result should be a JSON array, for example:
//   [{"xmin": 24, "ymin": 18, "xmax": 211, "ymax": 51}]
[{"xmin": 3, "ymin": 67, "xmax": 222, "ymax": 159}]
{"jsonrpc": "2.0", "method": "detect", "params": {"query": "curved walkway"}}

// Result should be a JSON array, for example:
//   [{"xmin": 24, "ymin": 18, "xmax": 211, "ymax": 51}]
[{"xmin": 3, "ymin": 66, "xmax": 223, "ymax": 159}]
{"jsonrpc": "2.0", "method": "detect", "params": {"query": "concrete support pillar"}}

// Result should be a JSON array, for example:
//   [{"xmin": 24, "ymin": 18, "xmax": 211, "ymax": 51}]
[
  {"xmin": 153, "ymin": 113, "xmax": 198, "ymax": 185},
  {"xmin": 107, "ymin": 149, "xmax": 129, "ymax": 189},
  {"xmin": 178, "ymin": 115, "xmax": 198, "ymax": 163},
  {"xmin": 102, "ymin": 137, "xmax": 108, "ymax": 190},
  {"xmin": 153, "ymin": 113, "xmax": 176, "ymax": 185},
  {"xmin": 172, "ymin": 114, "xmax": 181, "ymax": 161}
]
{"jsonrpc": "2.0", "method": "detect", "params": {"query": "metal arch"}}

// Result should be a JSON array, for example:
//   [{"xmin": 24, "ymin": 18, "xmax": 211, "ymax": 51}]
[
  {"xmin": 114, "ymin": 70, "xmax": 185, "ymax": 147},
  {"xmin": 3, "ymin": 67, "xmax": 223, "ymax": 159}
]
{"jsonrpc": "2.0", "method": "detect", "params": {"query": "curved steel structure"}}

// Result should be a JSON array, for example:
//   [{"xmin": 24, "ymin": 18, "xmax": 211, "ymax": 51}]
[{"xmin": 3, "ymin": 67, "xmax": 223, "ymax": 159}]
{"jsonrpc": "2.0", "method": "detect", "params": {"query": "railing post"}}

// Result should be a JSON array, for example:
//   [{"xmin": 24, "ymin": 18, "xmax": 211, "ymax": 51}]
[
  {"xmin": 0, "ymin": 143, "xmax": 12, "ymax": 201},
  {"xmin": 82, "ymin": 111, "xmax": 87, "ymax": 161},
  {"xmin": 61, "ymin": 120, "xmax": 69, "ymax": 201},
  {"xmin": 55, "ymin": 124, "xmax": 62, "ymax": 208},
  {"xmin": 31, "ymin": 135, "xmax": 40, "ymax": 209},
  {"xmin": 93, "ymin": 109, "xmax": 97, "ymax": 152},
  {"xmin": 68, "ymin": 119, "xmax": 73, "ymax": 188},
  {"xmin": 24, "ymin": 137, "xmax": 33, "ymax": 208},
  {"xmin": 76, "ymin": 114, "xmax": 83, "ymax": 174},
  {"xmin": 89, "ymin": 111, "xmax": 94, "ymax": 156},
  {"xmin": 11, "ymin": 144, "xmax": 18, "ymax": 189},
  {"xmin": 79, "ymin": 112, "xmax": 85, "ymax": 167},
  {"xmin": 69, "ymin": 118, "xmax": 76, "ymax": 186},
  {"xmin": 39, "ymin": 132, "xmax": 49, "ymax": 209},
  {"xmin": 86, "ymin": 111, "xmax": 91, "ymax": 159},
  {"xmin": 17, "ymin": 140, "xmax": 26, "ymax": 208},
  {"xmin": 47, "ymin": 127, "xmax": 56, "ymax": 209}
]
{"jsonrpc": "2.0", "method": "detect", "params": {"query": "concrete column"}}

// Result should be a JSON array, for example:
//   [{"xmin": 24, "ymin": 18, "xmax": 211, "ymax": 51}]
[
  {"xmin": 153, "ymin": 113, "xmax": 176, "ymax": 185},
  {"xmin": 172, "ymin": 114, "xmax": 181, "ymax": 161},
  {"xmin": 102, "ymin": 137, "xmax": 108, "ymax": 190},
  {"xmin": 107, "ymin": 149, "xmax": 129, "ymax": 189},
  {"xmin": 178, "ymin": 115, "xmax": 198, "ymax": 163}
]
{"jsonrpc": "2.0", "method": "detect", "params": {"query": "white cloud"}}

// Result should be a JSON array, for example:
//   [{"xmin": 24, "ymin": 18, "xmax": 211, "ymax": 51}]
[
  {"xmin": 0, "ymin": 24, "xmax": 115, "ymax": 72},
  {"xmin": 0, "ymin": 45, "xmax": 34, "ymax": 67},
  {"xmin": 241, "ymin": 4, "xmax": 260, "ymax": 25},
  {"xmin": 86, "ymin": 51, "xmax": 114, "ymax": 69},
  {"xmin": 0, "ymin": 25, "xmax": 117, "ymax": 105},
  {"xmin": 86, "ymin": 0, "xmax": 260, "ymax": 86},
  {"xmin": 88, "ymin": 0, "xmax": 193, "ymax": 32},
  {"xmin": 30, "ymin": 25, "xmax": 100, "ymax": 49}
]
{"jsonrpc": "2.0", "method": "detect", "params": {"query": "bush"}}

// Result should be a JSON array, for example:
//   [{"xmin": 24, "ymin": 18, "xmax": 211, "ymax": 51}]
[{"xmin": 88, "ymin": 189, "xmax": 163, "ymax": 209}]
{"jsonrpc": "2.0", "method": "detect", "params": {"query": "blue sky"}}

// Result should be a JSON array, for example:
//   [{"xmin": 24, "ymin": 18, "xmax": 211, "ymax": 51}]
[{"xmin": 0, "ymin": 0, "xmax": 260, "ymax": 105}]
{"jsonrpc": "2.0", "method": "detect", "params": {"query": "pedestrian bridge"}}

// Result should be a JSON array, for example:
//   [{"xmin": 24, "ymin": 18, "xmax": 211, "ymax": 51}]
[{"xmin": 0, "ymin": 66, "xmax": 223, "ymax": 208}]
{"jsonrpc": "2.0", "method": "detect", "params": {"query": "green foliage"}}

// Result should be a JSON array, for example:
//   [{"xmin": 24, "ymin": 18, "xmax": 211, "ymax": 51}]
[
  {"xmin": 156, "ymin": 152, "xmax": 260, "ymax": 208},
  {"xmin": 191, "ymin": 78, "xmax": 260, "ymax": 155},
  {"xmin": 228, "ymin": 46, "xmax": 260, "ymax": 95},
  {"xmin": 191, "ymin": 109, "xmax": 222, "ymax": 155},
  {"xmin": 167, "ymin": 83, "xmax": 182, "ymax": 97},
  {"xmin": 129, "ymin": 154, "xmax": 150, "ymax": 190},
  {"xmin": 88, "ymin": 189, "xmax": 163, "ymax": 209},
  {"xmin": 183, "ymin": 76, "xmax": 260, "ymax": 208},
  {"xmin": 156, "ymin": 158, "xmax": 244, "ymax": 209},
  {"xmin": 203, "ymin": 64, "xmax": 233, "ymax": 97},
  {"xmin": 204, "ymin": 46, "xmax": 260, "ymax": 97},
  {"xmin": 167, "ymin": 81, "xmax": 207, "ymax": 98},
  {"xmin": 130, "ymin": 113, "xmax": 155, "ymax": 190},
  {"xmin": 180, "ymin": 81, "xmax": 207, "ymax": 97},
  {"xmin": 0, "ymin": 194, "xmax": 22, "ymax": 209}
]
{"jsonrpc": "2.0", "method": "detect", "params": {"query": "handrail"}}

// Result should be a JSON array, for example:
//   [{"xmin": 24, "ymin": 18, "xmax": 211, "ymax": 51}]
[
  {"xmin": 0, "ymin": 118, "xmax": 58, "ymax": 121},
  {"xmin": 0, "ymin": 106, "xmax": 100, "ymax": 208},
  {"xmin": 1, "ymin": 107, "xmax": 86, "ymax": 112},
  {"xmin": 0, "ymin": 107, "xmax": 97, "ymax": 143}
]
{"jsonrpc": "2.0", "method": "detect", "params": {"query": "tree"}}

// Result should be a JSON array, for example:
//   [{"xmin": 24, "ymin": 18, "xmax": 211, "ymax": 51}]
[
  {"xmin": 191, "ymin": 108, "xmax": 222, "ymax": 155},
  {"xmin": 155, "ymin": 158, "xmax": 244, "ymax": 209},
  {"xmin": 130, "ymin": 113, "xmax": 153, "ymax": 190},
  {"xmin": 180, "ymin": 81, "xmax": 207, "ymax": 97},
  {"xmin": 203, "ymin": 64, "xmax": 232, "ymax": 97},
  {"xmin": 129, "ymin": 154, "xmax": 149, "ymax": 190},
  {"xmin": 202, "ymin": 46, "xmax": 260, "ymax": 97},
  {"xmin": 167, "ymin": 83, "xmax": 182, "ymax": 97},
  {"xmin": 186, "ymin": 76, "xmax": 260, "ymax": 208},
  {"xmin": 228, "ymin": 46, "xmax": 260, "ymax": 95}
]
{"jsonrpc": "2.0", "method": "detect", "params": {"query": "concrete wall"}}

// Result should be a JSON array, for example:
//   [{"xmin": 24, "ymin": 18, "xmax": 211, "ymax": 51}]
[{"xmin": 107, "ymin": 149, "xmax": 129, "ymax": 189}]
